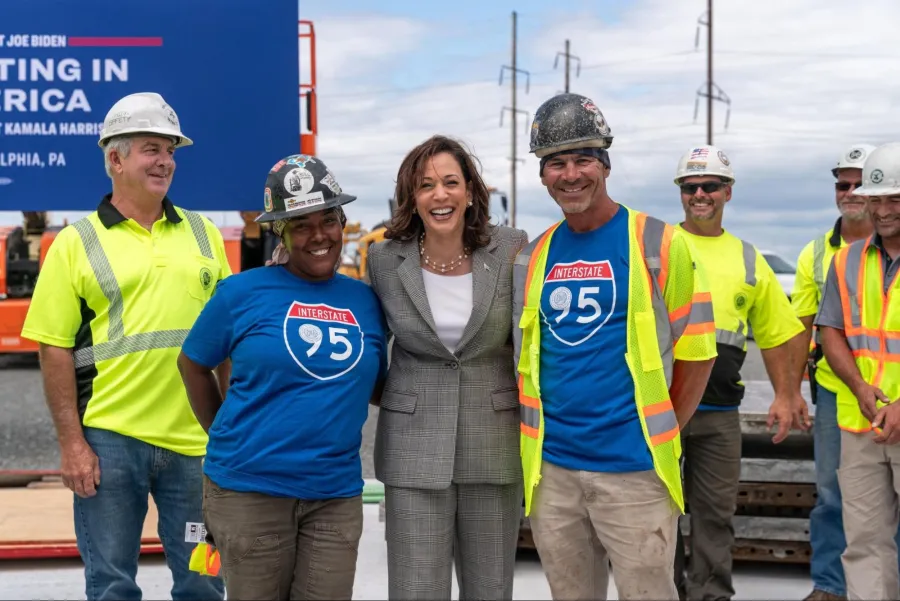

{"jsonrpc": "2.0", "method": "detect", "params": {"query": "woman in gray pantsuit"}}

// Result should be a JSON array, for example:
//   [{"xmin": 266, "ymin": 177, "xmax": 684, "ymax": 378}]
[{"xmin": 366, "ymin": 134, "xmax": 528, "ymax": 600}]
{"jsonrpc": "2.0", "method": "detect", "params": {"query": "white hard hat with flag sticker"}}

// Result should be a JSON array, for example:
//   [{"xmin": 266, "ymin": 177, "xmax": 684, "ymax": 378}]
[{"xmin": 674, "ymin": 145, "xmax": 735, "ymax": 185}]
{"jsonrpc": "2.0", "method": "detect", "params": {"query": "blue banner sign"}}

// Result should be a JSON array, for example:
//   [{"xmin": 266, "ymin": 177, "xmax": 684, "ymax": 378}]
[{"xmin": 0, "ymin": 0, "xmax": 299, "ymax": 211}]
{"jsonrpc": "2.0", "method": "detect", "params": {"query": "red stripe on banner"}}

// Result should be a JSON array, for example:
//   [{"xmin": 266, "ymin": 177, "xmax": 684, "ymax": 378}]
[{"xmin": 68, "ymin": 37, "xmax": 163, "ymax": 47}]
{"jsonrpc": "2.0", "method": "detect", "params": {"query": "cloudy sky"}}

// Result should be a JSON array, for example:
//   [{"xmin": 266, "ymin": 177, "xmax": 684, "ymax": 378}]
[
  {"xmin": 298, "ymin": 0, "xmax": 900, "ymax": 263},
  {"xmin": 5, "ymin": 0, "xmax": 897, "ymax": 265}
]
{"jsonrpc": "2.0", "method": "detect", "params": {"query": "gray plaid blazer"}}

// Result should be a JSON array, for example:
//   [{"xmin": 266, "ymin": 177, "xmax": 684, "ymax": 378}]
[{"xmin": 366, "ymin": 225, "xmax": 529, "ymax": 489}]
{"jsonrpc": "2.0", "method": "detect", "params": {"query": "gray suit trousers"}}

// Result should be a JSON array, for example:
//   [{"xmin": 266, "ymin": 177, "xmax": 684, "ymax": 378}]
[{"xmin": 384, "ymin": 482, "xmax": 522, "ymax": 600}]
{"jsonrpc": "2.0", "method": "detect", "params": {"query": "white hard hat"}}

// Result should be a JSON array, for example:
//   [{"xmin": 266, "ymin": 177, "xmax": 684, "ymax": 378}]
[
  {"xmin": 853, "ymin": 142, "xmax": 900, "ymax": 197},
  {"xmin": 98, "ymin": 92, "xmax": 193, "ymax": 148},
  {"xmin": 674, "ymin": 145, "xmax": 734, "ymax": 185},
  {"xmin": 832, "ymin": 143, "xmax": 876, "ymax": 177}
]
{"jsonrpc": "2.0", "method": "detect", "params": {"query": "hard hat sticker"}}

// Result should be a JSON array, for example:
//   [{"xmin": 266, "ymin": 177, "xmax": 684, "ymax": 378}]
[
  {"xmin": 284, "ymin": 167, "xmax": 314, "ymax": 195},
  {"xmin": 285, "ymin": 191, "xmax": 325, "ymax": 212},
  {"xmin": 263, "ymin": 187, "xmax": 273, "ymax": 212},
  {"xmin": 540, "ymin": 260, "xmax": 616, "ymax": 346},
  {"xmin": 283, "ymin": 301, "xmax": 365, "ymax": 381},
  {"xmin": 848, "ymin": 148, "xmax": 864, "ymax": 161},
  {"xmin": 285, "ymin": 154, "xmax": 316, "ymax": 168},
  {"xmin": 717, "ymin": 150, "xmax": 730, "ymax": 166},
  {"xmin": 871, "ymin": 169, "xmax": 884, "ymax": 184},
  {"xmin": 321, "ymin": 173, "xmax": 342, "ymax": 195},
  {"xmin": 689, "ymin": 148, "xmax": 709, "ymax": 160}
]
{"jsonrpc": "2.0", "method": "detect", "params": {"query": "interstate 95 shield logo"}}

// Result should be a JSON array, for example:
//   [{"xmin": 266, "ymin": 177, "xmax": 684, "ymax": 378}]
[
  {"xmin": 541, "ymin": 260, "xmax": 617, "ymax": 346},
  {"xmin": 283, "ymin": 301, "xmax": 364, "ymax": 381}
]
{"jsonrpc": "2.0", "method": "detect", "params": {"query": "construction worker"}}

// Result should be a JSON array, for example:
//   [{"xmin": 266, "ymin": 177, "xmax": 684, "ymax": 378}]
[
  {"xmin": 815, "ymin": 141, "xmax": 900, "ymax": 601},
  {"xmin": 178, "ymin": 155, "xmax": 387, "ymax": 600},
  {"xmin": 19, "ymin": 92, "xmax": 229, "ymax": 601},
  {"xmin": 790, "ymin": 143, "xmax": 900, "ymax": 601},
  {"xmin": 513, "ymin": 92, "xmax": 717, "ymax": 601},
  {"xmin": 668, "ymin": 145, "xmax": 808, "ymax": 601}
]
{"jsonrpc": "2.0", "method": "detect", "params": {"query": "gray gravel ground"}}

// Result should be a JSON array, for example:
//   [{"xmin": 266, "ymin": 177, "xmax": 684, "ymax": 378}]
[{"xmin": 0, "ymin": 342, "xmax": 800, "ymax": 472}]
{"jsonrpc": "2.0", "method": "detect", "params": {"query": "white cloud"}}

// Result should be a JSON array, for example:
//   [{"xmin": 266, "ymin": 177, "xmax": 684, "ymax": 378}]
[
  {"xmin": 9, "ymin": 2, "xmax": 897, "ymax": 263},
  {"xmin": 308, "ymin": 0, "xmax": 900, "ymax": 265}
]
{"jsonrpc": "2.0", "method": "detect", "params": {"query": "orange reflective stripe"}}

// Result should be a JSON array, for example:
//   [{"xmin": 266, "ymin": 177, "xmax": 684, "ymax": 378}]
[
  {"xmin": 683, "ymin": 321, "xmax": 716, "ymax": 336},
  {"xmin": 524, "ymin": 225, "xmax": 559, "ymax": 305},
  {"xmin": 835, "ymin": 246, "xmax": 855, "ymax": 332},
  {"xmin": 658, "ymin": 222, "xmax": 672, "ymax": 292},
  {"xmin": 517, "ymin": 374, "xmax": 540, "ymax": 439}
]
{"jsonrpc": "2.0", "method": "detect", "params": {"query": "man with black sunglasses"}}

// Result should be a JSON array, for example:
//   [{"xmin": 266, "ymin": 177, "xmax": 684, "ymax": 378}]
[
  {"xmin": 670, "ymin": 144, "xmax": 807, "ymax": 601},
  {"xmin": 790, "ymin": 143, "xmax": 900, "ymax": 601}
]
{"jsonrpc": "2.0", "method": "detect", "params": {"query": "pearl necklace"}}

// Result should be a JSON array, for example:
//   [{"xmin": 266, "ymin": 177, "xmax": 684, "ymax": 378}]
[{"xmin": 419, "ymin": 232, "xmax": 470, "ymax": 274}]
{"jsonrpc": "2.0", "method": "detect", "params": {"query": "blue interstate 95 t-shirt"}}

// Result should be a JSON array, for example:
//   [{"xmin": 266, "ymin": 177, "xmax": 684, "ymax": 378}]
[
  {"xmin": 538, "ymin": 205, "xmax": 653, "ymax": 472},
  {"xmin": 181, "ymin": 265, "xmax": 387, "ymax": 499}
]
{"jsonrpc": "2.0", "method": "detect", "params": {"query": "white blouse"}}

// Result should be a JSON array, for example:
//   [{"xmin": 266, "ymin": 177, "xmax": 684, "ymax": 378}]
[{"xmin": 422, "ymin": 270, "xmax": 474, "ymax": 353}]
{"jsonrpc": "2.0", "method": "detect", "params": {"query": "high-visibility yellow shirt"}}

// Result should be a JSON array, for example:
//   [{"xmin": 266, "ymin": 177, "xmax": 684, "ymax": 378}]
[
  {"xmin": 792, "ymin": 220, "xmax": 856, "ymax": 395},
  {"xmin": 677, "ymin": 226, "xmax": 805, "ymax": 407},
  {"xmin": 21, "ymin": 195, "xmax": 231, "ymax": 455}
]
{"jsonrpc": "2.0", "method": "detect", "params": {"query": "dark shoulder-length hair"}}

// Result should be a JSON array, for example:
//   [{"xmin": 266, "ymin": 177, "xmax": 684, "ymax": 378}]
[{"xmin": 384, "ymin": 135, "xmax": 493, "ymax": 250}]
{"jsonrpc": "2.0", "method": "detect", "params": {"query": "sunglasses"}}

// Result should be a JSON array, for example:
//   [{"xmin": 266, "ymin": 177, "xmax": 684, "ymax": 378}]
[
  {"xmin": 835, "ymin": 181, "xmax": 862, "ymax": 191},
  {"xmin": 680, "ymin": 182, "xmax": 724, "ymax": 195}
]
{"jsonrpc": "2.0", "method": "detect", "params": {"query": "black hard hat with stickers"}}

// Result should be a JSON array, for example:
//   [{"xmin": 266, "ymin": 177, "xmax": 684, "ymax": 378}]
[
  {"xmin": 256, "ymin": 154, "xmax": 356, "ymax": 224},
  {"xmin": 529, "ymin": 93, "xmax": 614, "ymax": 159}
]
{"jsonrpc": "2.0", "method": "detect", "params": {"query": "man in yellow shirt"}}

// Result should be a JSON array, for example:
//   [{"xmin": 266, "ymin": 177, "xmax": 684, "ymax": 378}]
[
  {"xmin": 20, "ymin": 93, "xmax": 230, "ymax": 601},
  {"xmin": 669, "ymin": 145, "xmax": 808, "ymax": 601},
  {"xmin": 791, "ymin": 144, "xmax": 891, "ymax": 601}
]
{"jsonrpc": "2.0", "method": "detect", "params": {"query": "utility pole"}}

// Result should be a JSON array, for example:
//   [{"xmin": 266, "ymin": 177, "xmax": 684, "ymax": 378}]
[
  {"xmin": 706, "ymin": 0, "xmax": 712, "ymax": 144},
  {"xmin": 554, "ymin": 39, "xmax": 581, "ymax": 93},
  {"xmin": 499, "ymin": 10, "xmax": 529, "ymax": 228},
  {"xmin": 693, "ymin": 0, "xmax": 730, "ymax": 144}
]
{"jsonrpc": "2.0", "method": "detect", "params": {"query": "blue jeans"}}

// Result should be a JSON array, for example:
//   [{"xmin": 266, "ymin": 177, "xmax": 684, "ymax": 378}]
[
  {"xmin": 809, "ymin": 383, "xmax": 900, "ymax": 596},
  {"xmin": 73, "ymin": 427, "xmax": 225, "ymax": 601}
]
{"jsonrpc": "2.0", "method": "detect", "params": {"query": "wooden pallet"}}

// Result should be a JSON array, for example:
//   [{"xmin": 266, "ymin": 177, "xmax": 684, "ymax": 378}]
[{"xmin": 0, "ymin": 476, "xmax": 162, "ymax": 560}]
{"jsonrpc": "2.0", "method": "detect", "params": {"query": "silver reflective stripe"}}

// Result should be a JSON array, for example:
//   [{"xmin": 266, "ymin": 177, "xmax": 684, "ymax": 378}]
[
  {"xmin": 670, "ymin": 296, "xmax": 714, "ymax": 336},
  {"xmin": 887, "ymin": 338, "xmax": 900, "ymax": 355},
  {"xmin": 843, "ymin": 242, "xmax": 864, "ymax": 329},
  {"xmin": 73, "ymin": 212, "xmax": 213, "ymax": 368},
  {"xmin": 512, "ymin": 236, "xmax": 543, "ymax": 370},
  {"xmin": 845, "ymin": 333, "xmax": 879, "ymax": 353},
  {"xmin": 741, "ymin": 240, "xmax": 757, "ymax": 287},
  {"xmin": 645, "ymin": 407, "xmax": 677, "ymax": 440},
  {"xmin": 813, "ymin": 236, "xmax": 826, "ymax": 297},
  {"xmin": 73, "ymin": 218, "xmax": 125, "ymax": 341},
  {"xmin": 520, "ymin": 405, "xmax": 540, "ymax": 430},
  {"xmin": 716, "ymin": 327, "xmax": 747, "ymax": 349},
  {"xmin": 642, "ymin": 215, "xmax": 674, "ymax": 387},
  {"xmin": 74, "ymin": 329, "xmax": 190, "ymax": 369},
  {"xmin": 182, "ymin": 209, "xmax": 213, "ymax": 259}
]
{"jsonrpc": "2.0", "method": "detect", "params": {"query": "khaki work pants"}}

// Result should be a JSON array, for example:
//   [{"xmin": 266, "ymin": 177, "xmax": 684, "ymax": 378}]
[
  {"xmin": 838, "ymin": 430, "xmax": 900, "ymax": 601},
  {"xmin": 202, "ymin": 475, "xmax": 364, "ymax": 601},
  {"xmin": 529, "ymin": 460, "xmax": 681, "ymax": 600}
]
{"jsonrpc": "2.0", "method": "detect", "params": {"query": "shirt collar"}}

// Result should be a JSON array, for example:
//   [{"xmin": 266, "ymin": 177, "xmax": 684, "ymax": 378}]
[
  {"xmin": 96, "ymin": 193, "xmax": 182, "ymax": 229},
  {"xmin": 829, "ymin": 217, "xmax": 843, "ymax": 248}
]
